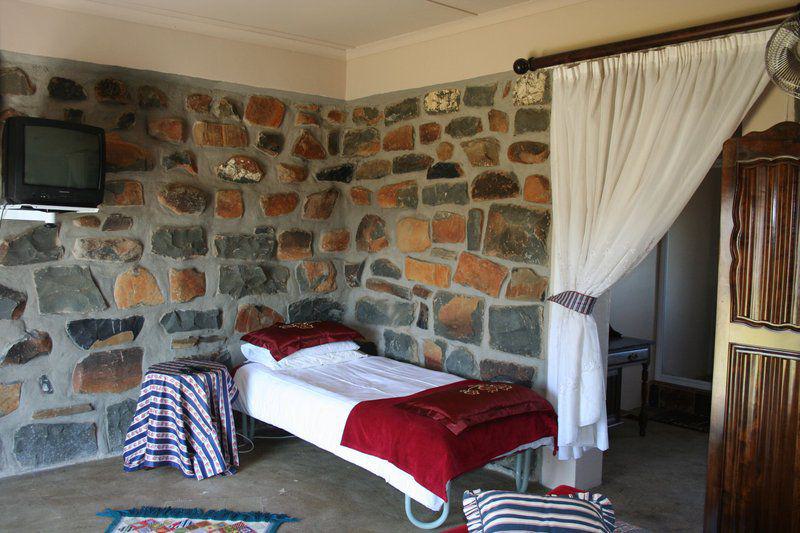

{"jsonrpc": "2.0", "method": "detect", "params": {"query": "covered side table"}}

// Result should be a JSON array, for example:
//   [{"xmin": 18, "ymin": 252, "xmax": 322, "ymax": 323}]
[{"xmin": 123, "ymin": 359, "xmax": 239, "ymax": 480}]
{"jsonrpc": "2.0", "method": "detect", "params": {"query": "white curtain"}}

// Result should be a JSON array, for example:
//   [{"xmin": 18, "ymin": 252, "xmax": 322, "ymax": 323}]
[{"xmin": 547, "ymin": 30, "xmax": 771, "ymax": 460}]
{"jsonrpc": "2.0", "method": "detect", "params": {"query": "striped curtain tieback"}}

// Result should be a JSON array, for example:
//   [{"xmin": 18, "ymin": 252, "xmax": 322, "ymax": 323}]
[{"xmin": 548, "ymin": 290, "xmax": 597, "ymax": 315}]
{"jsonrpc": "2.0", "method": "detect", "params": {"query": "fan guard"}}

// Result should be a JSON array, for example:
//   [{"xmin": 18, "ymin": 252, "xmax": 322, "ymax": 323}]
[{"xmin": 766, "ymin": 13, "xmax": 800, "ymax": 97}]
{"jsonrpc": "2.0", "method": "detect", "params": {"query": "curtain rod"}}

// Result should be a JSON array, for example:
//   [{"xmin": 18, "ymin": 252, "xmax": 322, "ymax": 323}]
[{"xmin": 513, "ymin": 5, "xmax": 797, "ymax": 74}]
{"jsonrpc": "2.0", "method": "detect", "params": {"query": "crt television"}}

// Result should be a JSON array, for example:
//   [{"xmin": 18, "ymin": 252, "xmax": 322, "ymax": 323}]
[{"xmin": 2, "ymin": 116, "xmax": 105, "ymax": 208}]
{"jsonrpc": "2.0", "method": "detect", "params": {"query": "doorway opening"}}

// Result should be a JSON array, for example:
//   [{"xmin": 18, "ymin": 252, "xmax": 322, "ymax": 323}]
[{"xmin": 597, "ymin": 154, "xmax": 722, "ymax": 531}]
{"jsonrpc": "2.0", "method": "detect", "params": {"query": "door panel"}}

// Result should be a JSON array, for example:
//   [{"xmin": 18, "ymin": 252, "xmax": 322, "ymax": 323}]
[
  {"xmin": 719, "ymin": 345, "xmax": 799, "ymax": 531},
  {"xmin": 706, "ymin": 122, "xmax": 800, "ymax": 532},
  {"xmin": 730, "ymin": 160, "xmax": 799, "ymax": 330}
]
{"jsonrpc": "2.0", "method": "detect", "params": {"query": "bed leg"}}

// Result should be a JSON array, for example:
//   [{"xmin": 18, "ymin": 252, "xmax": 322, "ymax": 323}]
[
  {"xmin": 241, "ymin": 412, "xmax": 254, "ymax": 440},
  {"xmin": 404, "ymin": 482, "xmax": 450, "ymax": 529},
  {"xmin": 515, "ymin": 448, "xmax": 532, "ymax": 492}
]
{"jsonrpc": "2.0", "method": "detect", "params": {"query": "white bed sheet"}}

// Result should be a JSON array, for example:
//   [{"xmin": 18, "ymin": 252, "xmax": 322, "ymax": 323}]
[{"xmin": 234, "ymin": 355, "xmax": 551, "ymax": 510}]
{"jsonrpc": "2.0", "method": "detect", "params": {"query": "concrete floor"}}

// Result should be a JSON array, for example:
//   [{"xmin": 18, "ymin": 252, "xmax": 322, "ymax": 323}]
[
  {"xmin": 599, "ymin": 420, "xmax": 709, "ymax": 532},
  {"xmin": 0, "ymin": 421, "xmax": 707, "ymax": 532}
]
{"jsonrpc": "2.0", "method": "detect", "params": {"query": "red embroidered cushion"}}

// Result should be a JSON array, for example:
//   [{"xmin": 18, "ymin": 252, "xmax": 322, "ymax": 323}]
[
  {"xmin": 241, "ymin": 321, "xmax": 362, "ymax": 361},
  {"xmin": 396, "ymin": 381, "xmax": 556, "ymax": 435}
]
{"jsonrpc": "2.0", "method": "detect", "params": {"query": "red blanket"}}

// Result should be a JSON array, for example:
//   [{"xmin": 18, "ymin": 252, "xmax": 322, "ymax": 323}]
[{"xmin": 340, "ymin": 380, "xmax": 557, "ymax": 500}]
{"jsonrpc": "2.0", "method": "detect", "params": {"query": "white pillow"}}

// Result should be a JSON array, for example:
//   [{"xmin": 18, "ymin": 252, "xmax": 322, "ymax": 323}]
[
  {"xmin": 240, "ymin": 342, "xmax": 279, "ymax": 368},
  {"xmin": 241, "ymin": 340, "xmax": 365, "ymax": 370},
  {"xmin": 279, "ymin": 347, "xmax": 367, "ymax": 370}
]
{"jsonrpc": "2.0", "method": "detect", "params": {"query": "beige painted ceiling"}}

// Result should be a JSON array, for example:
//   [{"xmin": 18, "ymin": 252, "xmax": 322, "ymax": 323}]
[
  {"xmin": 26, "ymin": 0, "xmax": 537, "ymax": 54},
  {"xmin": 113, "ymin": 0, "xmax": 532, "ymax": 47},
  {"xmin": 21, "ymin": 0, "xmax": 547, "ymax": 55}
]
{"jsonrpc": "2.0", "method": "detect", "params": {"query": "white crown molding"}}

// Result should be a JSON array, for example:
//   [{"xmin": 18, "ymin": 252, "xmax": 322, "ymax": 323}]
[
  {"xmin": 346, "ymin": 0, "xmax": 591, "ymax": 60},
  {"xmin": 12, "ymin": 0, "xmax": 350, "ymax": 59},
  {"xmin": 10, "ymin": 0, "xmax": 593, "ymax": 66}
]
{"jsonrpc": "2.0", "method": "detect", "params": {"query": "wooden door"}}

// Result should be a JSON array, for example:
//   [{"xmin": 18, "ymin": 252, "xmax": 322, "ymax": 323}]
[{"xmin": 705, "ymin": 122, "xmax": 800, "ymax": 532}]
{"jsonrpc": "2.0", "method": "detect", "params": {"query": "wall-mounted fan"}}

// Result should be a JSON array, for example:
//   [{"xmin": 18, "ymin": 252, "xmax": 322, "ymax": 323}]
[{"xmin": 766, "ymin": 11, "xmax": 800, "ymax": 97}]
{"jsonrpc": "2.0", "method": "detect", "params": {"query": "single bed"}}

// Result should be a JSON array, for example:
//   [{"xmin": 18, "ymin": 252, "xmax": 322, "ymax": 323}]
[{"xmin": 233, "ymin": 354, "xmax": 554, "ymax": 528}]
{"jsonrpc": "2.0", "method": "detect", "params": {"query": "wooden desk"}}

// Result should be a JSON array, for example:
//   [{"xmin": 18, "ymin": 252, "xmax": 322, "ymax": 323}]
[{"xmin": 607, "ymin": 336, "xmax": 653, "ymax": 436}]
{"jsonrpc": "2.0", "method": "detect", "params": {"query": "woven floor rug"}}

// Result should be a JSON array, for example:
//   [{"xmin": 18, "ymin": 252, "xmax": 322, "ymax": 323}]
[
  {"xmin": 99, "ymin": 506, "xmax": 297, "ymax": 533},
  {"xmin": 646, "ymin": 410, "xmax": 710, "ymax": 433}
]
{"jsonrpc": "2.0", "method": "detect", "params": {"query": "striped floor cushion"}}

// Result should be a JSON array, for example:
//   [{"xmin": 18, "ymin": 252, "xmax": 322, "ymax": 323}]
[{"xmin": 463, "ymin": 489, "xmax": 615, "ymax": 532}]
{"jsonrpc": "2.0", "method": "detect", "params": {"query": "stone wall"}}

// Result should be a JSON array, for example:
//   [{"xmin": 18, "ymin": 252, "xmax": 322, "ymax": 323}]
[
  {"xmin": 0, "ymin": 51, "xmax": 349, "ymax": 475},
  {"xmin": 0, "ymin": 50, "xmax": 552, "ymax": 477},
  {"xmin": 339, "ymin": 74, "xmax": 552, "ymax": 390}
]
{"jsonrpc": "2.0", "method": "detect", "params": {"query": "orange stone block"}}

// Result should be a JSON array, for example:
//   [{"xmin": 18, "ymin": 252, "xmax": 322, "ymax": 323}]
[
  {"xmin": 105, "ymin": 133, "xmax": 152, "ymax": 171},
  {"xmin": 431, "ymin": 212, "xmax": 466, "ymax": 243},
  {"xmin": 186, "ymin": 93, "xmax": 212, "ymax": 112},
  {"xmin": 436, "ymin": 141, "xmax": 454, "ymax": 161},
  {"xmin": 356, "ymin": 214, "xmax": 388, "ymax": 252},
  {"xmin": 244, "ymin": 95, "xmax": 286, "ymax": 127},
  {"xmin": 169, "ymin": 268, "xmax": 206, "ymax": 303},
  {"xmin": 382, "ymin": 124, "xmax": 414, "ymax": 151},
  {"xmin": 320, "ymin": 229, "xmax": 350, "ymax": 252},
  {"xmin": 420, "ymin": 122, "xmax": 442, "ymax": 145},
  {"xmin": 0, "ymin": 382, "xmax": 21, "ymax": 417},
  {"xmin": 72, "ymin": 348, "xmax": 142, "ymax": 394},
  {"xmin": 523, "ymin": 174, "xmax": 552, "ymax": 204},
  {"xmin": 488, "ymin": 109, "xmax": 508, "ymax": 132},
  {"xmin": 234, "ymin": 304, "xmax": 283, "ymax": 333},
  {"xmin": 292, "ymin": 129, "xmax": 327, "ymax": 160},
  {"xmin": 277, "ymin": 163, "xmax": 308, "ymax": 183},
  {"xmin": 405, "ymin": 257, "xmax": 451, "ymax": 288},
  {"xmin": 147, "ymin": 117, "xmax": 184, "ymax": 143},
  {"xmin": 396, "ymin": 217, "xmax": 431, "ymax": 253},
  {"xmin": 437, "ymin": 293, "xmax": 482, "ymax": 340},
  {"xmin": 295, "ymin": 111, "xmax": 320, "ymax": 126},
  {"xmin": 423, "ymin": 339, "xmax": 444, "ymax": 371},
  {"xmin": 350, "ymin": 187, "xmax": 371, "ymax": 206},
  {"xmin": 260, "ymin": 192, "xmax": 299, "ymax": 217},
  {"xmin": 453, "ymin": 252, "xmax": 508, "ymax": 297},
  {"xmin": 303, "ymin": 189, "xmax": 339, "ymax": 220},
  {"xmin": 215, "ymin": 189, "xmax": 243, "ymax": 219},
  {"xmin": 505, "ymin": 267, "xmax": 548, "ymax": 301},
  {"xmin": 508, "ymin": 141, "xmax": 549, "ymax": 164},
  {"xmin": 326, "ymin": 108, "xmax": 346, "ymax": 124},
  {"xmin": 277, "ymin": 229, "xmax": 313, "ymax": 260},
  {"xmin": 104, "ymin": 180, "xmax": 144, "ymax": 206},
  {"xmin": 235, "ymin": 304, "xmax": 284, "ymax": 333},
  {"xmin": 114, "ymin": 266, "xmax": 164, "ymax": 308},
  {"xmin": 377, "ymin": 180, "xmax": 417, "ymax": 208},
  {"xmin": 192, "ymin": 122, "xmax": 247, "ymax": 147}
]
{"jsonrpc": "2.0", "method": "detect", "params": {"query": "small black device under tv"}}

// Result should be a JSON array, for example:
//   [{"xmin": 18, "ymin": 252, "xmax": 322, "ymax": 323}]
[{"xmin": 2, "ymin": 116, "xmax": 105, "ymax": 209}]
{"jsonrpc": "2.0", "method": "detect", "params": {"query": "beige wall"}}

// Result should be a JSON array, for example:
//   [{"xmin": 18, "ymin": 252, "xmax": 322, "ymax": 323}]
[
  {"xmin": 3, "ymin": 0, "xmax": 793, "ymax": 101},
  {"xmin": 3, "ymin": 0, "xmax": 794, "ymax": 102},
  {"xmin": 742, "ymin": 84, "xmax": 795, "ymax": 134},
  {"xmin": 0, "ymin": 0, "xmax": 346, "ymax": 99},
  {"xmin": 609, "ymin": 249, "xmax": 658, "ymax": 410},
  {"xmin": 346, "ymin": 0, "xmax": 793, "ymax": 99},
  {"xmin": 611, "ymin": 81, "xmax": 793, "ymax": 411}
]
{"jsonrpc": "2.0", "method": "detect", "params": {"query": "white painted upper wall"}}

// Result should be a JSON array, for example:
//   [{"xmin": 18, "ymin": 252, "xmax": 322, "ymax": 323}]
[
  {"xmin": 0, "ymin": 0, "xmax": 347, "ymax": 99},
  {"xmin": 1, "ymin": 0, "xmax": 795, "ymax": 101},
  {"xmin": 346, "ymin": 0, "xmax": 794, "ymax": 99}
]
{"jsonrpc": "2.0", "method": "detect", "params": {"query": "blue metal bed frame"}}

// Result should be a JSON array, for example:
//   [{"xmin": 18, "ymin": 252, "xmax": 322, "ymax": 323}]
[
  {"xmin": 240, "ymin": 413, "xmax": 534, "ymax": 530},
  {"xmin": 403, "ymin": 446, "xmax": 533, "ymax": 529}
]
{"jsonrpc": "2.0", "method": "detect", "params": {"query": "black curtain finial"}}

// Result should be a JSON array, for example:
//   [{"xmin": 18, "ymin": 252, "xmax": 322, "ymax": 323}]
[{"xmin": 513, "ymin": 58, "xmax": 530, "ymax": 75}]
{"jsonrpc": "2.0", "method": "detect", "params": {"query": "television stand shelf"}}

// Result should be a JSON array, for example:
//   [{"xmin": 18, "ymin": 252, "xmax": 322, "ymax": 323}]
[{"xmin": 1, "ymin": 204, "xmax": 99, "ymax": 224}]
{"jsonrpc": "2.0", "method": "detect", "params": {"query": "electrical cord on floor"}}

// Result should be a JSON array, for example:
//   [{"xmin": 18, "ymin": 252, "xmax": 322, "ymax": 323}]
[
  {"xmin": 237, "ymin": 432, "xmax": 255, "ymax": 454},
  {"xmin": 237, "ymin": 431, "xmax": 296, "ymax": 454}
]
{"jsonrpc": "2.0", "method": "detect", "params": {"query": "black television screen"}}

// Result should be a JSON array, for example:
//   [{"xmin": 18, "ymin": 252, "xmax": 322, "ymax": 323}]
[
  {"xmin": 2, "ymin": 117, "xmax": 105, "ymax": 208},
  {"xmin": 24, "ymin": 125, "xmax": 102, "ymax": 189}
]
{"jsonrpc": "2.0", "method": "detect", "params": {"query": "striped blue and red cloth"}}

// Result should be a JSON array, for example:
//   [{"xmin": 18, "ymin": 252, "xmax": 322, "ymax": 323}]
[{"xmin": 123, "ymin": 359, "xmax": 239, "ymax": 480}]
